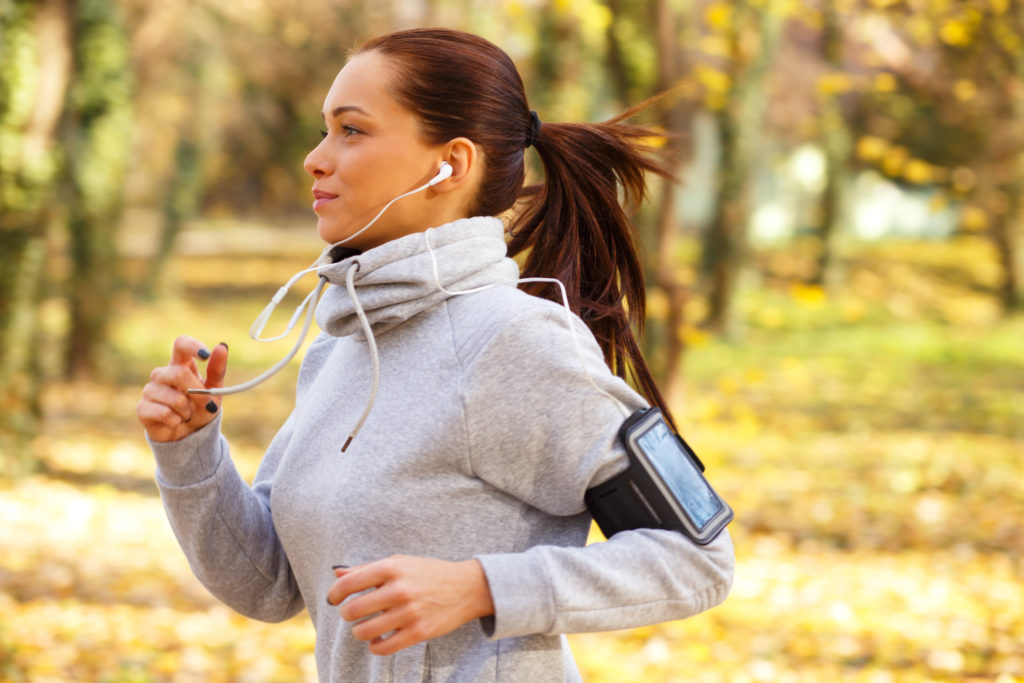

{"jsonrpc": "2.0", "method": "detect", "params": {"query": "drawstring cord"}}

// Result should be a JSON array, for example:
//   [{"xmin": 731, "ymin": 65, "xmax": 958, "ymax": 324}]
[
  {"xmin": 191, "ymin": 227, "xmax": 629, "ymax": 456},
  {"xmin": 341, "ymin": 262, "xmax": 379, "ymax": 452}
]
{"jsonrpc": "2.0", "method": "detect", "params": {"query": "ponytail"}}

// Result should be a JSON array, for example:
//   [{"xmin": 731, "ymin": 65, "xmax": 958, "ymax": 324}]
[
  {"xmin": 354, "ymin": 28, "xmax": 677, "ymax": 424},
  {"xmin": 509, "ymin": 103, "xmax": 678, "ymax": 427}
]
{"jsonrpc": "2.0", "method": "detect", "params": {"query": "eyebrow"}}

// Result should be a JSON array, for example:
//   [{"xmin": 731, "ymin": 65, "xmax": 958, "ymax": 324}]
[{"xmin": 321, "ymin": 105, "xmax": 370, "ymax": 120}]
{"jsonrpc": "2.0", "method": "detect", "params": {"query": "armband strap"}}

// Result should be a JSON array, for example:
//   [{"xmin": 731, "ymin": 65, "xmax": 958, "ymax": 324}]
[{"xmin": 585, "ymin": 469, "xmax": 664, "ymax": 539}]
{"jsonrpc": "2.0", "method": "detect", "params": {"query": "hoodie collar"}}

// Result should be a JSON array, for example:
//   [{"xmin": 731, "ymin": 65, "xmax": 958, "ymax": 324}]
[{"xmin": 315, "ymin": 216, "xmax": 519, "ymax": 338}]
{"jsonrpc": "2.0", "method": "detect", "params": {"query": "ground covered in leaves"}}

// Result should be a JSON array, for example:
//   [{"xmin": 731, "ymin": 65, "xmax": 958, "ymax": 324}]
[{"xmin": 2, "ymin": 234, "xmax": 1022, "ymax": 682}]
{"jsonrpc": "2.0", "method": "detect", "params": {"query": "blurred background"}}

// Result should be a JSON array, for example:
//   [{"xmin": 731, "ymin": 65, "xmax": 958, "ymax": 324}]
[{"xmin": 1, "ymin": 0, "xmax": 1023, "ymax": 681}]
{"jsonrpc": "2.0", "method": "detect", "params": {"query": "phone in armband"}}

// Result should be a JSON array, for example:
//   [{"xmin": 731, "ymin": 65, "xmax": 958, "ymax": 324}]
[{"xmin": 585, "ymin": 408, "xmax": 734, "ymax": 545}]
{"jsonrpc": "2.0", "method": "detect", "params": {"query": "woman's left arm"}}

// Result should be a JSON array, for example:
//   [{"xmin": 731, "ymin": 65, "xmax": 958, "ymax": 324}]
[
  {"xmin": 326, "ymin": 304, "xmax": 735, "ymax": 650},
  {"xmin": 462, "ymin": 306, "xmax": 735, "ymax": 640}
]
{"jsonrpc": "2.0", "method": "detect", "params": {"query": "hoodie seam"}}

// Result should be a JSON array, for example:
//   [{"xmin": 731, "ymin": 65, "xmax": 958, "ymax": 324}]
[{"xmin": 442, "ymin": 298, "xmax": 476, "ymax": 479}]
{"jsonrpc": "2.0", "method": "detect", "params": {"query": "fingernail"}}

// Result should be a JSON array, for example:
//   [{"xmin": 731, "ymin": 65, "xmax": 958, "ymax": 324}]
[
  {"xmin": 205, "ymin": 400, "xmax": 218, "ymax": 414},
  {"xmin": 218, "ymin": 342, "xmax": 229, "ymax": 351},
  {"xmin": 197, "ymin": 348, "xmax": 211, "ymax": 360},
  {"xmin": 331, "ymin": 565, "xmax": 349, "ymax": 570},
  {"xmin": 326, "ymin": 595, "xmax": 334, "ymax": 606}
]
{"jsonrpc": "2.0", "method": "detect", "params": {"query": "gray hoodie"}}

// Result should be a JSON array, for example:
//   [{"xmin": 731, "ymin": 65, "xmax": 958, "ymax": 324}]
[{"xmin": 150, "ymin": 216, "xmax": 734, "ymax": 683}]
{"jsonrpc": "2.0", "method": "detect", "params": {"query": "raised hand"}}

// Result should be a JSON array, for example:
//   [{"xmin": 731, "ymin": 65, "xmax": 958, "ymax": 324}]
[{"xmin": 137, "ymin": 336, "xmax": 229, "ymax": 442}]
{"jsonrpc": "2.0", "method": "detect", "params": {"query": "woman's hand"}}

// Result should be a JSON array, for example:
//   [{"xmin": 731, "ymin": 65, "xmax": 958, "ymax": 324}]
[
  {"xmin": 137, "ymin": 336, "xmax": 229, "ymax": 442},
  {"xmin": 326, "ymin": 555, "xmax": 495, "ymax": 656}
]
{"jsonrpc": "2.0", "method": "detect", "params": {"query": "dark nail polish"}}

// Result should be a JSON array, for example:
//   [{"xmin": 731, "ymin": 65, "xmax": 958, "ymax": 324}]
[
  {"xmin": 218, "ymin": 342, "xmax": 229, "ymax": 351},
  {"xmin": 197, "ymin": 348, "xmax": 211, "ymax": 360},
  {"xmin": 326, "ymin": 595, "xmax": 334, "ymax": 606},
  {"xmin": 205, "ymin": 400, "xmax": 218, "ymax": 414},
  {"xmin": 332, "ymin": 565, "xmax": 349, "ymax": 570}
]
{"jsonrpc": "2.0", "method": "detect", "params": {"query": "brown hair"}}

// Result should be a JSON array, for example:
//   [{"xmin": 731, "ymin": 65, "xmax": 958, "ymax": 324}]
[{"xmin": 355, "ymin": 28, "xmax": 675, "ymax": 425}]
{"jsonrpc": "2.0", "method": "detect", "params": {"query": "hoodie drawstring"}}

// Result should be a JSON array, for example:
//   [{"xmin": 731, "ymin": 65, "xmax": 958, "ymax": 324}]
[{"xmin": 340, "ymin": 262, "xmax": 379, "ymax": 453}]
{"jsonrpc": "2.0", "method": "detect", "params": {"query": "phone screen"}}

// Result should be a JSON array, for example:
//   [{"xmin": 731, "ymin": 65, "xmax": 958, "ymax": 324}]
[{"xmin": 637, "ymin": 420, "xmax": 723, "ymax": 529}]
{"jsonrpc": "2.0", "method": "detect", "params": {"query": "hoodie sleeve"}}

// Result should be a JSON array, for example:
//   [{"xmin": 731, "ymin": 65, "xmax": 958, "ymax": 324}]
[
  {"xmin": 461, "ymin": 305, "xmax": 735, "ymax": 640},
  {"xmin": 149, "ymin": 411, "xmax": 304, "ymax": 623}
]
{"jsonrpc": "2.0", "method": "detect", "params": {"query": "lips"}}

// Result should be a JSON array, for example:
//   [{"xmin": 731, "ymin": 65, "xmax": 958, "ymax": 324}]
[{"xmin": 312, "ymin": 189, "xmax": 339, "ymax": 211}]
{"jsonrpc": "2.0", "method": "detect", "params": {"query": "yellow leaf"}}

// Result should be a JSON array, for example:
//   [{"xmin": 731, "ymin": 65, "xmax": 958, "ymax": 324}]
[
  {"xmin": 874, "ymin": 72, "xmax": 897, "ymax": 92},
  {"xmin": 953, "ymin": 79, "xmax": 977, "ymax": 102},
  {"xmin": 903, "ymin": 159, "xmax": 934, "ymax": 184},
  {"xmin": 856, "ymin": 135, "xmax": 888, "ymax": 162},
  {"xmin": 790, "ymin": 283, "xmax": 827, "ymax": 307},
  {"xmin": 696, "ymin": 64, "xmax": 732, "ymax": 94},
  {"xmin": 940, "ymin": 19, "xmax": 971, "ymax": 47},
  {"xmin": 705, "ymin": 2, "xmax": 733, "ymax": 31},
  {"xmin": 881, "ymin": 145, "xmax": 909, "ymax": 177},
  {"xmin": 960, "ymin": 205, "xmax": 988, "ymax": 232},
  {"xmin": 817, "ymin": 72, "xmax": 853, "ymax": 95}
]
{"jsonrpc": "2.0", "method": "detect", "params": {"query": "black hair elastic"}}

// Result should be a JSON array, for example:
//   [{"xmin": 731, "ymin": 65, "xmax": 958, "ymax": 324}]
[{"xmin": 525, "ymin": 110, "xmax": 542, "ymax": 148}]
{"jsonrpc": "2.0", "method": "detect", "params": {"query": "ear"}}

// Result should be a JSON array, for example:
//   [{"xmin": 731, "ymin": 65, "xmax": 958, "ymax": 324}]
[{"xmin": 431, "ymin": 137, "xmax": 480, "ymax": 195}]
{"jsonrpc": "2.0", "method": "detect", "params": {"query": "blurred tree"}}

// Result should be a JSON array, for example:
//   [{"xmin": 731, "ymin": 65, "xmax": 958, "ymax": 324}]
[
  {"xmin": 851, "ymin": 0, "xmax": 1024, "ymax": 311},
  {"xmin": 648, "ymin": 0, "xmax": 694, "ymax": 398},
  {"xmin": 700, "ymin": 0, "xmax": 786, "ymax": 334},
  {"xmin": 602, "ymin": 0, "xmax": 695, "ymax": 395},
  {"xmin": 607, "ymin": 0, "xmax": 700, "ymax": 395},
  {"xmin": 0, "ymin": 0, "xmax": 72, "ymax": 471},
  {"xmin": 62, "ymin": 0, "xmax": 133, "ymax": 378},
  {"xmin": 809, "ymin": 0, "xmax": 854, "ymax": 292}
]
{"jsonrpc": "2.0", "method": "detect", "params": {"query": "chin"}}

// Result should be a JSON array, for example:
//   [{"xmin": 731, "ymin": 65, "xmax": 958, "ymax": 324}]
[{"xmin": 317, "ymin": 220, "xmax": 349, "ymax": 245}]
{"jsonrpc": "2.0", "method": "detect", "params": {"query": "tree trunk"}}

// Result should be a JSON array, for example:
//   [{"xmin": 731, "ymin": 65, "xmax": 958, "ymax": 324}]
[
  {"xmin": 0, "ymin": 0, "xmax": 72, "ymax": 473},
  {"xmin": 810, "ymin": 0, "xmax": 851, "ymax": 292},
  {"xmin": 992, "ymin": 54, "xmax": 1024, "ymax": 312},
  {"xmin": 144, "ymin": 115, "xmax": 202, "ymax": 298},
  {"xmin": 649, "ymin": 0, "xmax": 692, "ymax": 399},
  {"xmin": 63, "ymin": 0, "xmax": 132, "ymax": 379},
  {"xmin": 702, "ymin": 104, "xmax": 744, "ymax": 332},
  {"xmin": 991, "ymin": 173, "xmax": 1022, "ymax": 312},
  {"xmin": 701, "ymin": 0, "xmax": 783, "ymax": 334}
]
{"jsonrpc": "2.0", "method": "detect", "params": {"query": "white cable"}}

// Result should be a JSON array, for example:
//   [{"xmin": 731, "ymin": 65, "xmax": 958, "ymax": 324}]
[
  {"xmin": 188, "ymin": 278, "xmax": 327, "ymax": 396},
  {"xmin": 187, "ymin": 168, "xmax": 447, "ymax": 398},
  {"xmin": 245, "ymin": 175, "xmax": 442, "ymax": 344}
]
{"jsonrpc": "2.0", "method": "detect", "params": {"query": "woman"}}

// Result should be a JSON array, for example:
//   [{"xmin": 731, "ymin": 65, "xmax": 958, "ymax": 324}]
[{"xmin": 137, "ymin": 28, "xmax": 733, "ymax": 683}]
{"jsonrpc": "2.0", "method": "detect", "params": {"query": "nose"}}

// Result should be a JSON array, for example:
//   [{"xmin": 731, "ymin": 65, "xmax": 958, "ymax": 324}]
[{"xmin": 303, "ymin": 139, "xmax": 331, "ymax": 178}]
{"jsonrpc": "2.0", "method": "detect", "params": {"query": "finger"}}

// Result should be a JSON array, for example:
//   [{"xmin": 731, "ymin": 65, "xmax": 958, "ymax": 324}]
[
  {"xmin": 152, "ymin": 364, "xmax": 206, "ymax": 393},
  {"xmin": 339, "ymin": 580, "xmax": 398, "ymax": 623},
  {"xmin": 170, "ymin": 335, "xmax": 211, "ymax": 367},
  {"xmin": 137, "ymin": 398, "xmax": 186, "ymax": 429},
  {"xmin": 351, "ymin": 604, "xmax": 409, "ymax": 642},
  {"xmin": 204, "ymin": 343, "xmax": 229, "ymax": 389},
  {"xmin": 141, "ymin": 382, "xmax": 194, "ymax": 421},
  {"xmin": 326, "ymin": 565, "xmax": 370, "ymax": 607},
  {"xmin": 368, "ymin": 623, "xmax": 422, "ymax": 657},
  {"xmin": 329, "ymin": 557, "xmax": 393, "ymax": 606}
]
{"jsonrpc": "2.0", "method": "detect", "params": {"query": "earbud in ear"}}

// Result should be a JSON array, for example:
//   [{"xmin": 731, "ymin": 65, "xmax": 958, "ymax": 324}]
[{"xmin": 428, "ymin": 161, "xmax": 453, "ymax": 186}]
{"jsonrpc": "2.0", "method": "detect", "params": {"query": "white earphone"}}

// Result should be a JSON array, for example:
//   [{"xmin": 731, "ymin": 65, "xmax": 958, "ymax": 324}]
[
  {"xmin": 429, "ymin": 161, "xmax": 453, "ymax": 186},
  {"xmin": 189, "ymin": 160, "xmax": 453, "ymax": 397}
]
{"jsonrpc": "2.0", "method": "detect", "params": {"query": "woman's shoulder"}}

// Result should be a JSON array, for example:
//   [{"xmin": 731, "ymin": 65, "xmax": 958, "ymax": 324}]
[{"xmin": 445, "ymin": 285, "xmax": 597, "ymax": 364}]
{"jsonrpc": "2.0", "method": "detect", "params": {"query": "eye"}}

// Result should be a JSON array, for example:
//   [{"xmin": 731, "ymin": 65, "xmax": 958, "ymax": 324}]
[{"xmin": 341, "ymin": 125, "xmax": 361, "ymax": 137}]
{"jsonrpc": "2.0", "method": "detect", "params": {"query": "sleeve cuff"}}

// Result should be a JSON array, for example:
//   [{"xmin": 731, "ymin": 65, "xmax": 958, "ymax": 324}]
[
  {"xmin": 475, "ymin": 550, "xmax": 556, "ymax": 640},
  {"xmin": 148, "ymin": 415, "xmax": 225, "ymax": 487}
]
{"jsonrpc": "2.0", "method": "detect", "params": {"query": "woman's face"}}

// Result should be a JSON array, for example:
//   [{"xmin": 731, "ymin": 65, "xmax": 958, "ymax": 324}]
[{"xmin": 303, "ymin": 51, "xmax": 449, "ymax": 249}]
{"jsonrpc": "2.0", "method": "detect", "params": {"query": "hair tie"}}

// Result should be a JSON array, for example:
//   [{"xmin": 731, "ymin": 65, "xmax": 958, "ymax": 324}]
[{"xmin": 525, "ymin": 110, "xmax": 542, "ymax": 149}]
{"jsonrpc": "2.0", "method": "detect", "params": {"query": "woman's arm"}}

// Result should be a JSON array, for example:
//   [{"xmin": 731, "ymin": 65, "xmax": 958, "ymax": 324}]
[
  {"xmin": 139, "ymin": 335, "xmax": 304, "ymax": 623},
  {"xmin": 462, "ymin": 306, "xmax": 735, "ymax": 640}
]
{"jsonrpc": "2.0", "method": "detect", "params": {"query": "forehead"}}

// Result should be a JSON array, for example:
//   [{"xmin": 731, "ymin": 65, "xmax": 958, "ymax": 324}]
[{"xmin": 322, "ymin": 51, "xmax": 397, "ymax": 113}]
